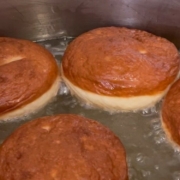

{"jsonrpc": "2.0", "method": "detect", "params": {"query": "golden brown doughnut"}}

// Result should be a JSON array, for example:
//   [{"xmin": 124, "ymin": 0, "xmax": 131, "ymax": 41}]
[
  {"xmin": 0, "ymin": 114, "xmax": 128, "ymax": 180},
  {"xmin": 162, "ymin": 79, "xmax": 180, "ymax": 146},
  {"xmin": 61, "ymin": 27, "xmax": 180, "ymax": 111},
  {"xmin": 0, "ymin": 37, "xmax": 59, "ymax": 120}
]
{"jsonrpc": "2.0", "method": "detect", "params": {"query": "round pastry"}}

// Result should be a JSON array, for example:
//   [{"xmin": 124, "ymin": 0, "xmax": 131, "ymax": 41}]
[
  {"xmin": 61, "ymin": 27, "xmax": 180, "ymax": 111},
  {"xmin": 0, "ymin": 114, "xmax": 128, "ymax": 180},
  {"xmin": 0, "ymin": 37, "xmax": 59, "ymax": 120},
  {"xmin": 162, "ymin": 79, "xmax": 180, "ymax": 146}
]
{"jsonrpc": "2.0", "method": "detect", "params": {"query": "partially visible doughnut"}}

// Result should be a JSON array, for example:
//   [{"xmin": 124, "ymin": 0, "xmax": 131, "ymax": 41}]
[
  {"xmin": 0, "ymin": 37, "xmax": 60, "ymax": 120},
  {"xmin": 0, "ymin": 114, "xmax": 128, "ymax": 180},
  {"xmin": 162, "ymin": 79, "xmax": 180, "ymax": 146}
]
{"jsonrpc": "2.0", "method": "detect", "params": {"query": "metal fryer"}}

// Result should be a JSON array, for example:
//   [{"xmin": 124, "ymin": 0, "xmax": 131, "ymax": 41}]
[{"xmin": 0, "ymin": 1, "xmax": 180, "ymax": 179}]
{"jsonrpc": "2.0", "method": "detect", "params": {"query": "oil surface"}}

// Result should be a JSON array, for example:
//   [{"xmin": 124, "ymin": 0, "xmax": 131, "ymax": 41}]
[{"xmin": 0, "ymin": 37, "xmax": 179, "ymax": 180}]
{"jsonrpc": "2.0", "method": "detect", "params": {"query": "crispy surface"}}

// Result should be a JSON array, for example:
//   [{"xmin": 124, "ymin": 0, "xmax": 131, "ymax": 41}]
[
  {"xmin": 0, "ymin": 37, "xmax": 58, "ymax": 116},
  {"xmin": 62, "ymin": 27, "xmax": 180, "ymax": 96},
  {"xmin": 0, "ymin": 114, "xmax": 128, "ymax": 180},
  {"xmin": 162, "ymin": 79, "xmax": 180, "ymax": 145}
]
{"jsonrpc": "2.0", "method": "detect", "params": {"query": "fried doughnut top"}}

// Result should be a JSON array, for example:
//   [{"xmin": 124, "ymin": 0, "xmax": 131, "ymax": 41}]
[
  {"xmin": 0, "ymin": 114, "xmax": 128, "ymax": 180},
  {"xmin": 0, "ymin": 37, "xmax": 58, "ymax": 116},
  {"xmin": 62, "ymin": 27, "xmax": 179, "ymax": 96}
]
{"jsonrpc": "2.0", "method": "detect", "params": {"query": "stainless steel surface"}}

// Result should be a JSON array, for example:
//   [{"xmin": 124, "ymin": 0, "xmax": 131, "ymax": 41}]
[
  {"xmin": 1, "ymin": 0, "xmax": 180, "ymax": 47},
  {"xmin": 0, "ymin": 38, "xmax": 180, "ymax": 180}
]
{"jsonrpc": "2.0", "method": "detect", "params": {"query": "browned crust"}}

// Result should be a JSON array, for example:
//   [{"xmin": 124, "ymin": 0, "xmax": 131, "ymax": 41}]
[
  {"xmin": 162, "ymin": 79, "xmax": 180, "ymax": 146},
  {"xmin": 0, "ymin": 37, "xmax": 59, "ymax": 116},
  {"xmin": 0, "ymin": 114, "xmax": 128, "ymax": 180},
  {"xmin": 62, "ymin": 27, "xmax": 180, "ymax": 97}
]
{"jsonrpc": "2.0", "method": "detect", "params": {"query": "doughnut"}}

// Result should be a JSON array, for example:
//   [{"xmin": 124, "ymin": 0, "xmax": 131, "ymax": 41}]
[
  {"xmin": 0, "ymin": 37, "xmax": 60, "ymax": 120},
  {"xmin": 61, "ymin": 27, "xmax": 180, "ymax": 111},
  {"xmin": 162, "ymin": 79, "xmax": 180, "ymax": 146},
  {"xmin": 0, "ymin": 114, "xmax": 128, "ymax": 180}
]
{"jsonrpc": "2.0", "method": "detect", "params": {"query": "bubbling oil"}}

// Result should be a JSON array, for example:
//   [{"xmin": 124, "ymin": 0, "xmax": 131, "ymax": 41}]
[{"xmin": 0, "ymin": 37, "xmax": 179, "ymax": 180}]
